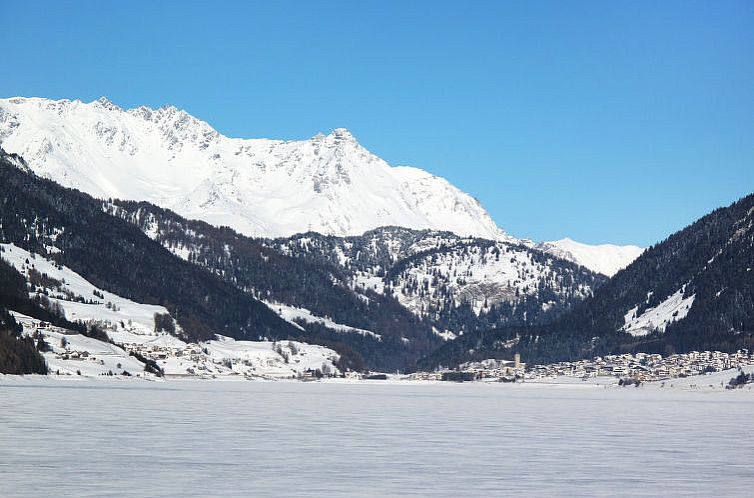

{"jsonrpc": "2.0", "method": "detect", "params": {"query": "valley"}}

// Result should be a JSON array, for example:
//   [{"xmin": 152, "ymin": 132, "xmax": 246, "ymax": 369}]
[{"xmin": 0, "ymin": 101, "xmax": 751, "ymax": 385}]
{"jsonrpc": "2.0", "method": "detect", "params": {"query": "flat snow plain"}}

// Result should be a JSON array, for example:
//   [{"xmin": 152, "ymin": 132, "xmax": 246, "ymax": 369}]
[{"xmin": 1, "ymin": 378, "xmax": 753, "ymax": 497}]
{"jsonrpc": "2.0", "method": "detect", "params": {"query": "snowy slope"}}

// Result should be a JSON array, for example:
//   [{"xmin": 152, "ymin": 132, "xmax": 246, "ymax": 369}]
[
  {"xmin": 145, "ymin": 337, "xmax": 340, "ymax": 379},
  {"xmin": 203, "ymin": 337, "xmax": 340, "ymax": 378},
  {"xmin": 271, "ymin": 229, "xmax": 604, "ymax": 328},
  {"xmin": 1, "ymin": 243, "xmax": 171, "ymax": 336},
  {"xmin": 263, "ymin": 300, "xmax": 381, "ymax": 340},
  {"xmin": 536, "ymin": 238, "xmax": 644, "ymax": 277},
  {"xmin": 1, "ymin": 244, "xmax": 342, "ymax": 379},
  {"xmin": 388, "ymin": 244, "xmax": 584, "ymax": 316},
  {"xmin": 0, "ymin": 97, "xmax": 503, "ymax": 240},
  {"xmin": 384, "ymin": 241, "xmax": 598, "ymax": 321},
  {"xmin": 12, "ymin": 312, "xmax": 147, "ymax": 377},
  {"xmin": 621, "ymin": 286, "xmax": 696, "ymax": 336},
  {"xmin": 12, "ymin": 312, "xmax": 340, "ymax": 380}
]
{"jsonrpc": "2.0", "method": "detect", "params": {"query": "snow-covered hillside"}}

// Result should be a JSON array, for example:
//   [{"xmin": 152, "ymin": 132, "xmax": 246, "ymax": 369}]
[
  {"xmin": 385, "ymin": 242, "xmax": 596, "ymax": 318},
  {"xmin": 621, "ymin": 286, "xmax": 696, "ymax": 336},
  {"xmin": 12, "ymin": 312, "xmax": 147, "ymax": 377},
  {"xmin": 537, "ymin": 238, "xmax": 644, "ymax": 277},
  {"xmin": 270, "ymin": 228, "xmax": 605, "ymax": 333},
  {"xmin": 0, "ymin": 97, "xmax": 503, "ymax": 240},
  {"xmin": 262, "ymin": 300, "xmax": 381, "ymax": 340},
  {"xmin": 13, "ymin": 311, "xmax": 340, "ymax": 380},
  {"xmin": 0, "ymin": 244, "xmax": 341, "ymax": 379},
  {"xmin": 1, "ymin": 243, "xmax": 171, "ymax": 337}
]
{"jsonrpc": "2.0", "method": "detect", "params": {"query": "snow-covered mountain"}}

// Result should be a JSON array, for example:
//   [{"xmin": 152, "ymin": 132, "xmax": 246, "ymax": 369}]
[
  {"xmin": 0, "ymin": 96, "xmax": 503, "ymax": 240},
  {"xmin": 265, "ymin": 227, "xmax": 606, "ymax": 337},
  {"xmin": 0, "ymin": 96, "xmax": 644, "ymax": 275},
  {"xmin": 537, "ymin": 238, "xmax": 644, "ymax": 277}
]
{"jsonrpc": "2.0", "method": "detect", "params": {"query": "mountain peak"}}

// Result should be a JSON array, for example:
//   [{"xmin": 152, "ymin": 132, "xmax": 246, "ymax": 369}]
[
  {"xmin": 93, "ymin": 96, "xmax": 121, "ymax": 111},
  {"xmin": 0, "ymin": 97, "xmax": 504, "ymax": 240},
  {"xmin": 157, "ymin": 103, "xmax": 180, "ymax": 113},
  {"xmin": 328, "ymin": 128, "xmax": 356, "ymax": 142},
  {"xmin": 537, "ymin": 238, "xmax": 644, "ymax": 276}
]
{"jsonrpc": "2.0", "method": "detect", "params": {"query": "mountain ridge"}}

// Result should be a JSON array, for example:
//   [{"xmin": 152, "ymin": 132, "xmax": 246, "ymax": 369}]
[
  {"xmin": 107, "ymin": 200, "xmax": 605, "ymax": 346},
  {"xmin": 0, "ymin": 96, "xmax": 642, "ymax": 275},
  {"xmin": 0, "ymin": 96, "xmax": 504, "ymax": 240}
]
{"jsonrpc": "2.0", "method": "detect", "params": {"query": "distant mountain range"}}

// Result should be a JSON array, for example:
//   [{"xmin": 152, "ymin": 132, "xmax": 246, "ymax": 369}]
[{"xmin": 0, "ymin": 97, "xmax": 641, "ymax": 275}]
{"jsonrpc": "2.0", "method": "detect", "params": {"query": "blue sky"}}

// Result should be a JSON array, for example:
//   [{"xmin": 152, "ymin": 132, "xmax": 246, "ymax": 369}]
[{"xmin": 1, "ymin": 1, "xmax": 752, "ymax": 246}]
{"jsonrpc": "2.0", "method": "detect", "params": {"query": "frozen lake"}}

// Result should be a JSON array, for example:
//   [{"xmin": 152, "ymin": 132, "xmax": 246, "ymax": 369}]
[{"xmin": 1, "ymin": 379, "xmax": 753, "ymax": 497}]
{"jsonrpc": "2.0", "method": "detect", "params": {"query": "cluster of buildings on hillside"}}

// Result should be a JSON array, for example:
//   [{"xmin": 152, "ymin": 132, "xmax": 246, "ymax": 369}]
[
  {"xmin": 422, "ymin": 350, "xmax": 754, "ymax": 383},
  {"xmin": 17, "ymin": 314, "xmax": 340, "ymax": 379},
  {"xmin": 123, "ymin": 340, "xmax": 197, "ymax": 362}
]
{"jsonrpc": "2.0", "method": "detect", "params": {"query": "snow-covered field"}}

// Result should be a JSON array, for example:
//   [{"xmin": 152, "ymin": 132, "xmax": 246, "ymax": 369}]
[
  {"xmin": 203, "ymin": 337, "xmax": 340, "ymax": 378},
  {"xmin": 12, "ymin": 308, "xmax": 340, "ymax": 380},
  {"xmin": 140, "ymin": 336, "xmax": 339, "ymax": 379},
  {"xmin": 1, "ymin": 379, "xmax": 753, "ymax": 497}
]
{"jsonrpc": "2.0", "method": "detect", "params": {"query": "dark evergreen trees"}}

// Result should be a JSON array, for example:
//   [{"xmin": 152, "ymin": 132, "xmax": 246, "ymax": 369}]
[{"xmin": 0, "ymin": 308, "xmax": 47, "ymax": 374}]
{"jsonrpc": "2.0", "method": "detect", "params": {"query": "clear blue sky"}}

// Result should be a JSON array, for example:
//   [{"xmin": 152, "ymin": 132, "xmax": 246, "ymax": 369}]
[{"xmin": 1, "ymin": 1, "xmax": 752, "ymax": 246}]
